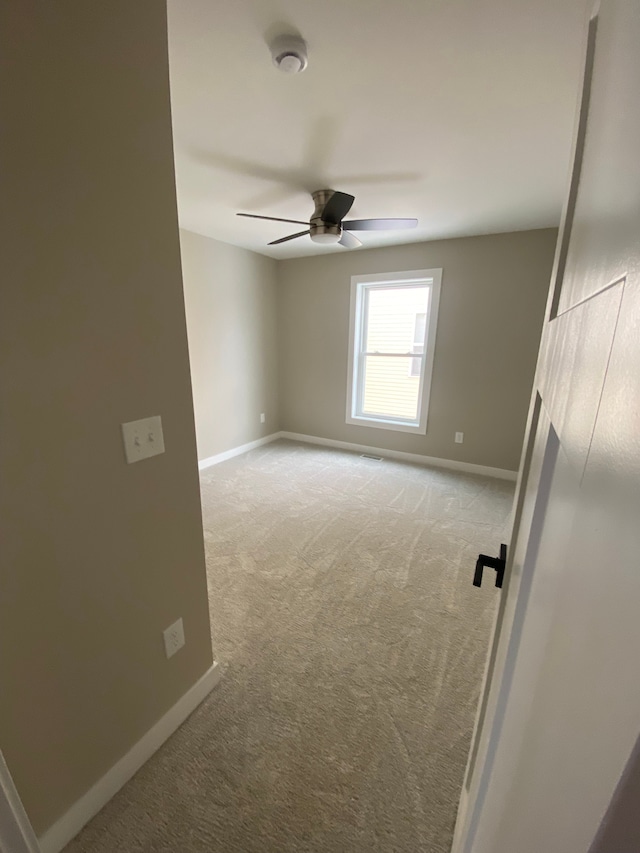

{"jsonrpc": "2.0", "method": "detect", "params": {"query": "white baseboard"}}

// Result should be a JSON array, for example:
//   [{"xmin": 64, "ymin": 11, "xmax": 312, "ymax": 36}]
[
  {"xmin": 198, "ymin": 432, "xmax": 281, "ymax": 470},
  {"xmin": 197, "ymin": 430, "xmax": 517, "ymax": 481},
  {"xmin": 279, "ymin": 431, "xmax": 517, "ymax": 481},
  {"xmin": 0, "ymin": 751, "xmax": 40, "ymax": 853},
  {"xmin": 38, "ymin": 662, "xmax": 222, "ymax": 853}
]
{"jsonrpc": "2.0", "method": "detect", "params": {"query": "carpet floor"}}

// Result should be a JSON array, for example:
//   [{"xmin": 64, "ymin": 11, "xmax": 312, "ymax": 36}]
[{"xmin": 64, "ymin": 440, "xmax": 513, "ymax": 853}]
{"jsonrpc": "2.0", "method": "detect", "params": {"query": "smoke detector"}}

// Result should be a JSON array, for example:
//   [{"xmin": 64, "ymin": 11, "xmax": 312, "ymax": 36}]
[{"xmin": 269, "ymin": 34, "xmax": 308, "ymax": 74}]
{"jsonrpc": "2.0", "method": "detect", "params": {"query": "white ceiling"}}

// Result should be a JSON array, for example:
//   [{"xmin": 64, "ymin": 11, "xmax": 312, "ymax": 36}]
[{"xmin": 168, "ymin": 0, "xmax": 589, "ymax": 259}]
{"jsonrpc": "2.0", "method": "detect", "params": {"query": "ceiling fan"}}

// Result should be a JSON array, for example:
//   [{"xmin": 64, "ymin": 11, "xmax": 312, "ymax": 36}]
[{"xmin": 237, "ymin": 189, "xmax": 418, "ymax": 248}]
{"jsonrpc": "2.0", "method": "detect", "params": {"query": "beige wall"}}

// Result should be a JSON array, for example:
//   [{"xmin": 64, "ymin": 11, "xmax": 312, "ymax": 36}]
[
  {"xmin": 180, "ymin": 231, "xmax": 279, "ymax": 460},
  {"xmin": 0, "ymin": 1, "xmax": 212, "ymax": 835},
  {"xmin": 277, "ymin": 229, "xmax": 557, "ymax": 472}
]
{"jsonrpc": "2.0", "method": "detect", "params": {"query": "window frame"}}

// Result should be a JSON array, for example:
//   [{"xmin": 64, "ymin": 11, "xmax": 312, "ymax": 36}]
[{"xmin": 345, "ymin": 268, "xmax": 442, "ymax": 435}]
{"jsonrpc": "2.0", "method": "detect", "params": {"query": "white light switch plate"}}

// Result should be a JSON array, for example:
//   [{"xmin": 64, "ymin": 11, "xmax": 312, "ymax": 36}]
[
  {"xmin": 163, "ymin": 617, "xmax": 185, "ymax": 659},
  {"xmin": 121, "ymin": 415, "xmax": 165, "ymax": 464},
  {"xmin": 455, "ymin": 432, "xmax": 464, "ymax": 444}
]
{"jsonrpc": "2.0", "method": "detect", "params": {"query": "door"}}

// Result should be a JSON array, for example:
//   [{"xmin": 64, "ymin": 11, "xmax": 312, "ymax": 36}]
[{"xmin": 453, "ymin": 0, "xmax": 640, "ymax": 850}]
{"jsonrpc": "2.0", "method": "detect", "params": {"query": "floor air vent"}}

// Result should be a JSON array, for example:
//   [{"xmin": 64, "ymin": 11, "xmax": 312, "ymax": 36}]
[{"xmin": 360, "ymin": 453, "xmax": 384, "ymax": 461}]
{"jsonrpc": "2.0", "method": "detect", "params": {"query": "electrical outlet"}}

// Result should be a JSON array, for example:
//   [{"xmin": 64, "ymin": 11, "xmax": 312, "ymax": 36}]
[
  {"xmin": 260, "ymin": 413, "xmax": 266, "ymax": 424},
  {"xmin": 455, "ymin": 432, "xmax": 464, "ymax": 444},
  {"xmin": 163, "ymin": 617, "xmax": 185, "ymax": 659},
  {"xmin": 121, "ymin": 415, "xmax": 165, "ymax": 464}
]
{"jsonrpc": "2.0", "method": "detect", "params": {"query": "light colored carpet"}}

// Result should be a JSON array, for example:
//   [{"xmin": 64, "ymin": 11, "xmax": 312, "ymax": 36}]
[{"xmin": 65, "ymin": 440, "xmax": 513, "ymax": 853}]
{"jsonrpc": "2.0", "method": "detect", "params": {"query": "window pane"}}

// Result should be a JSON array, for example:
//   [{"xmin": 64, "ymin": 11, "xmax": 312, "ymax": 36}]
[
  {"xmin": 361, "ymin": 355, "xmax": 420, "ymax": 421},
  {"xmin": 365, "ymin": 286, "xmax": 429, "ymax": 354}
]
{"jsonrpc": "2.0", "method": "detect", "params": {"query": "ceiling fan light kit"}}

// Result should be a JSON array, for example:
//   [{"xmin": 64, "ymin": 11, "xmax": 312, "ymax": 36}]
[
  {"xmin": 269, "ymin": 34, "xmax": 308, "ymax": 74},
  {"xmin": 237, "ymin": 189, "xmax": 418, "ymax": 250},
  {"xmin": 310, "ymin": 231, "xmax": 340, "ymax": 244}
]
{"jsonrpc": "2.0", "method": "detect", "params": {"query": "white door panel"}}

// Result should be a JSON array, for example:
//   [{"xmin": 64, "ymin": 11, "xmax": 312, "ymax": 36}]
[
  {"xmin": 538, "ymin": 279, "xmax": 622, "ymax": 479},
  {"xmin": 491, "ymin": 280, "xmax": 640, "ymax": 852},
  {"xmin": 561, "ymin": 1, "xmax": 640, "ymax": 313},
  {"xmin": 454, "ymin": 0, "xmax": 640, "ymax": 849},
  {"xmin": 465, "ymin": 412, "xmax": 581, "ymax": 853}
]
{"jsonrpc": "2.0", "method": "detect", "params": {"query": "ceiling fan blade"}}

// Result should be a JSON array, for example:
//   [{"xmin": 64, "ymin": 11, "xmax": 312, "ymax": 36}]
[
  {"xmin": 268, "ymin": 229, "xmax": 311, "ymax": 246},
  {"xmin": 338, "ymin": 231, "xmax": 362, "ymax": 249},
  {"xmin": 237, "ymin": 213, "xmax": 309, "ymax": 226},
  {"xmin": 321, "ymin": 191, "xmax": 355, "ymax": 224},
  {"xmin": 342, "ymin": 218, "xmax": 418, "ymax": 231}
]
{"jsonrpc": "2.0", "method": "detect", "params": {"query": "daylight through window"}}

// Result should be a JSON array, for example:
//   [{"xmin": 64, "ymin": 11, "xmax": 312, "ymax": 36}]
[{"xmin": 346, "ymin": 270, "xmax": 441, "ymax": 435}]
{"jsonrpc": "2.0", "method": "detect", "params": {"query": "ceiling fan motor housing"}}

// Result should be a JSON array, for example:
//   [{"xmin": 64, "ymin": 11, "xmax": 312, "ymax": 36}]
[
  {"xmin": 310, "ymin": 189, "xmax": 341, "ymax": 243},
  {"xmin": 270, "ymin": 34, "xmax": 308, "ymax": 74}
]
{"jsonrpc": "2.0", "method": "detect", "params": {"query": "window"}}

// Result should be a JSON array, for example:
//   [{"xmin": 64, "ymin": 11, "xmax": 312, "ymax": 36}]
[{"xmin": 346, "ymin": 269, "xmax": 441, "ymax": 434}]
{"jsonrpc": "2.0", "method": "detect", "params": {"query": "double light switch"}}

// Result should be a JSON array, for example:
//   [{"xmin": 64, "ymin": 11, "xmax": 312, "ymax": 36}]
[{"xmin": 121, "ymin": 415, "xmax": 165, "ymax": 464}]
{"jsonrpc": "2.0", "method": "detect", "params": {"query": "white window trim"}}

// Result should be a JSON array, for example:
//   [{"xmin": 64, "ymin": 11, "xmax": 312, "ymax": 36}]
[{"xmin": 345, "ymin": 268, "xmax": 442, "ymax": 435}]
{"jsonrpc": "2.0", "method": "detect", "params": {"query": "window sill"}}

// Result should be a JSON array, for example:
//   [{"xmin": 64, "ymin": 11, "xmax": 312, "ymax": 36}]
[{"xmin": 346, "ymin": 414, "xmax": 427, "ymax": 435}]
